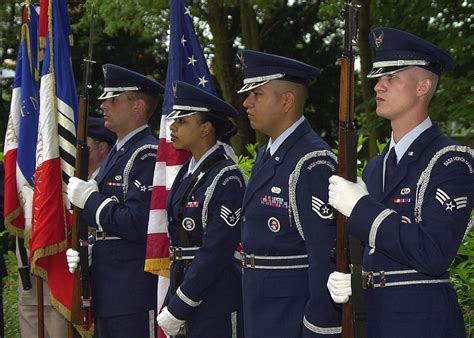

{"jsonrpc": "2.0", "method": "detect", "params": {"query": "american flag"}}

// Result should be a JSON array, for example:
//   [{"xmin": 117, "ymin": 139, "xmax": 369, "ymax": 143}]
[{"xmin": 144, "ymin": 0, "xmax": 216, "ymax": 334}]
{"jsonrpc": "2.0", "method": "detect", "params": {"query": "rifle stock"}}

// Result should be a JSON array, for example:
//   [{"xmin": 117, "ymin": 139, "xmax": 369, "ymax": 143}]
[
  {"xmin": 70, "ymin": 94, "xmax": 91, "ymax": 325},
  {"xmin": 335, "ymin": 1, "xmax": 366, "ymax": 337},
  {"xmin": 71, "ymin": 2, "xmax": 95, "ymax": 325}
]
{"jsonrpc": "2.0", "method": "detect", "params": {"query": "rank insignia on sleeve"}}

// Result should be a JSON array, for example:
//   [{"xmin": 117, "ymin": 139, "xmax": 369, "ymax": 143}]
[
  {"xmin": 311, "ymin": 196, "xmax": 334, "ymax": 219},
  {"xmin": 435, "ymin": 188, "xmax": 467, "ymax": 212},
  {"xmin": 220, "ymin": 206, "xmax": 241, "ymax": 227},
  {"xmin": 182, "ymin": 217, "xmax": 196, "ymax": 231},
  {"xmin": 134, "ymin": 179, "xmax": 151, "ymax": 192}
]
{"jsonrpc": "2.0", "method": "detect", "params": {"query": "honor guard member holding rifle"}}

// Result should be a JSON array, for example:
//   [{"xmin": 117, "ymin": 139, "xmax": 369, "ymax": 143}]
[
  {"xmin": 156, "ymin": 81, "xmax": 245, "ymax": 337},
  {"xmin": 66, "ymin": 64, "xmax": 162, "ymax": 338},
  {"xmin": 327, "ymin": 28, "xmax": 473, "ymax": 338},
  {"xmin": 237, "ymin": 50, "xmax": 342, "ymax": 338}
]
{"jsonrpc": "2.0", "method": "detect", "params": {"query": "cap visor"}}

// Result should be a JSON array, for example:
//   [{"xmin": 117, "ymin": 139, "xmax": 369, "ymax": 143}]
[
  {"xmin": 165, "ymin": 110, "xmax": 198, "ymax": 120},
  {"xmin": 367, "ymin": 65, "xmax": 413, "ymax": 79},
  {"xmin": 98, "ymin": 91, "xmax": 124, "ymax": 100}
]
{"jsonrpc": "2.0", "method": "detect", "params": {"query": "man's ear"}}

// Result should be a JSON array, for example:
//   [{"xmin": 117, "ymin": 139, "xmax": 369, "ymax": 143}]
[
  {"xmin": 417, "ymin": 78, "xmax": 433, "ymax": 97},
  {"xmin": 282, "ymin": 91, "xmax": 296, "ymax": 113}
]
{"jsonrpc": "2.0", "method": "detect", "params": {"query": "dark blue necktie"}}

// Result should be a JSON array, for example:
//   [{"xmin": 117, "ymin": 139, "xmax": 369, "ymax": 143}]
[
  {"xmin": 384, "ymin": 147, "xmax": 397, "ymax": 188},
  {"xmin": 261, "ymin": 148, "xmax": 271, "ymax": 163}
]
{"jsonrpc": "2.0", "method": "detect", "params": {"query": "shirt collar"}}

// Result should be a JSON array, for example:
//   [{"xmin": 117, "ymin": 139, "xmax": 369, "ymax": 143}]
[
  {"xmin": 115, "ymin": 125, "xmax": 148, "ymax": 151},
  {"xmin": 187, "ymin": 143, "xmax": 220, "ymax": 176},
  {"xmin": 267, "ymin": 116, "xmax": 305, "ymax": 155},
  {"xmin": 388, "ymin": 117, "xmax": 432, "ymax": 163}
]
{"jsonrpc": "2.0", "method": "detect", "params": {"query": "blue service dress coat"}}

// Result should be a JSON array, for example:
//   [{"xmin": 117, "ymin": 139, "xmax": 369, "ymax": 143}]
[
  {"xmin": 347, "ymin": 124, "xmax": 473, "ymax": 338},
  {"xmin": 165, "ymin": 146, "xmax": 245, "ymax": 338},
  {"xmin": 241, "ymin": 119, "xmax": 341, "ymax": 338},
  {"xmin": 81, "ymin": 127, "xmax": 158, "ymax": 319}
]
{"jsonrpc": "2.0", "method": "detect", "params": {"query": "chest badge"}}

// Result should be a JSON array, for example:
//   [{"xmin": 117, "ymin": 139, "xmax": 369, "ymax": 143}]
[
  {"xmin": 115, "ymin": 175, "xmax": 122, "ymax": 181},
  {"xmin": 400, "ymin": 187, "xmax": 410, "ymax": 195},
  {"xmin": 271, "ymin": 186, "xmax": 281, "ymax": 194},
  {"xmin": 267, "ymin": 217, "xmax": 281, "ymax": 233},
  {"xmin": 182, "ymin": 217, "xmax": 196, "ymax": 231}
]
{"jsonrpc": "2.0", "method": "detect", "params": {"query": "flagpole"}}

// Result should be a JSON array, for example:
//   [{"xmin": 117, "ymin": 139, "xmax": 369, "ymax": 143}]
[{"xmin": 36, "ymin": 276, "xmax": 45, "ymax": 338}]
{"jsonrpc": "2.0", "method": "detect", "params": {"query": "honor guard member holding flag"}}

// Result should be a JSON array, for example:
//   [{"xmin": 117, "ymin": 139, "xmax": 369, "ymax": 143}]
[
  {"xmin": 156, "ymin": 81, "xmax": 245, "ymax": 337},
  {"xmin": 67, "ymin": 64, "xmax": 162, "ymax": 338},
  {"xmin": 327, "ymin": 28, "xmax": 473, "ymax": 338},
  {"xmin": 237, "ymin": 50, "xmax": 341, "ymax": 338}
]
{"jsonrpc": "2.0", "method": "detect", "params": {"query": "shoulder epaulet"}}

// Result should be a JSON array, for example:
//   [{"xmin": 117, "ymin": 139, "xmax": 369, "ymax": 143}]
[
  {"xmin": 414, "ymin": 145, "xmax": 473, "ymax": 223},
  {"xmin": 289, "ymin": 150, "xmax": 337, "ymax": 240},
  {"xmin": 123, "ymin": 144, "xmax": 158, "ymax": 198},
  {"xmin": 201, "ymin": 164, "xmax": 246, "ymax": 229}
]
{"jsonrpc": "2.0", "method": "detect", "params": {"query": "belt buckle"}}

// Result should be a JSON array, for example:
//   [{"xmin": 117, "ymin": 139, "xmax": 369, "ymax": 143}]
[
  {"xmin": 379, "ymin": 271, "xmax": 386, "ymax": 287},
  {"xmin": 96, "ymin": 231, "xmax": 106, "ymax": 240},
  {"xmin": 240, "ymin": 252, "xmax": 255, "ymax": 269},
  {"xmin": 169, "ymin": 247, "xmax": 182, "ymax": 261},
  {"xmin": 363, "ymin": 271, "xmax": 374, "ymax": 289}
]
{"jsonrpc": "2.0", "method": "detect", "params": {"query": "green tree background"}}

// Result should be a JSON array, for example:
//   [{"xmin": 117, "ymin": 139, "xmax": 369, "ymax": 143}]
[{"xmin": 1, "ymin": 0, "xmax": 473, "ymax": 336}]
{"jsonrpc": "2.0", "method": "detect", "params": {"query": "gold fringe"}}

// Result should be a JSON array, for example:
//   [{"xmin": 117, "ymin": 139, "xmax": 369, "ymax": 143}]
[
  {"xmin": 144, "ymin": 258, "xmax": 171, "ymax": 278},
  {"xmin": 5, "ymin": 208, "xmax": 23, "ymax": 236}
]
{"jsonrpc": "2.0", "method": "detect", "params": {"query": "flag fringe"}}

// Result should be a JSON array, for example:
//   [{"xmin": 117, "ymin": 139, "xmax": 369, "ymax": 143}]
[{"xmin": 144, "ymin": 258, "xmax": 171, "ymax": 278}]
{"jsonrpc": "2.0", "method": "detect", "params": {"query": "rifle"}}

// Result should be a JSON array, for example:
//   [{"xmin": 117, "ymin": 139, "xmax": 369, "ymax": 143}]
[
  {"xmin": 335, "ymin": 1, "xmax": 366, "ymax": 337},
  {"xmin": 70, "ymin": 2, "xmax": 95, "ymax": 326}
]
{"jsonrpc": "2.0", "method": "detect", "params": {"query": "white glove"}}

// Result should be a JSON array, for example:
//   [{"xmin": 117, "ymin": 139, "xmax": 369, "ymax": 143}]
[
  {"xmin": 67, "ymin": 177, "xmax": 98, "ymax": 209},
  {"xmin": 66, "ymin": 246, "xmax": 92, "ymax": 273},
  {"xmin": 327, "ymin": 271, "xmax": 352, "ymax": 304},
  {"xmin": 66, "ymin": 248, "xmax": 80, "ymax": 273},
  {"xmin": 328, "ymin": 175, "xmax": 368, "ymax": 217},
  {"xmin": 157, "ymin": 306, "xmax": 185, "ymax": 336}
]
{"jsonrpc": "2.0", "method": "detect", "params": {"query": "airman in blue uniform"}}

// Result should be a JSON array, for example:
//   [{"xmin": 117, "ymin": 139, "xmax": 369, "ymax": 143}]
[
  {"xmin": 327, "ymin": 28, "xmax": 473, "ymax": 338},
  {"xmin": 237, "ymin": 50, "xmax": 341, "ymax": 338},
  {"xmin": 67, "ymin": 64, "xmax": 163, "ymax": 338},
  {"xmin": 156, "ymin": 81, "xmax": 245, "ymax": 337}
]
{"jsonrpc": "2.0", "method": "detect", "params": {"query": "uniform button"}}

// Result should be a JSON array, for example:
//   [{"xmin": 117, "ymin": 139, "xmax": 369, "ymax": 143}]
[
  {"xmin": 242, "ymin": 216, "xmax": 246, "ymax": 223},
  {"xmin": 369, "ymin": 248, "xmax": 375, "ymax": 255}
]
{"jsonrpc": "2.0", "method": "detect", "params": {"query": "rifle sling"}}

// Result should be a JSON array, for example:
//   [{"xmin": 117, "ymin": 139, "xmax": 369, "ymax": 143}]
[{"xmin": 176, "ymin": 153, "xmax": 227, "ymax": 248}]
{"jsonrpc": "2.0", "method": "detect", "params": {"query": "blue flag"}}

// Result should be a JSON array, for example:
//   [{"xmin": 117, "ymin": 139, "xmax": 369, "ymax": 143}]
[
  {"xmin": 162, "ymin": 0, "xmax": 217, "ymax": 115},
  {"xmin": 17, "ymin": 4, "xmax": 40, "ymax": 187}
]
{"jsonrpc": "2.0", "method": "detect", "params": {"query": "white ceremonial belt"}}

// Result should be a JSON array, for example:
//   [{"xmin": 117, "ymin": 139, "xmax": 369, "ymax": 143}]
[
  {"xmin": 240, "ymin": 252, "xmax": 309, "ymax": 269},
  {"xmin": 363, "ymin": 269, "xmax": 450, "ymax": 289},
  {"xmin": 169, "ymin": 246, "xmax": 200, "ymax": 261},
  {"xmin": 94, "ymin": 231, "xmax": 120, "ymax": 241}
]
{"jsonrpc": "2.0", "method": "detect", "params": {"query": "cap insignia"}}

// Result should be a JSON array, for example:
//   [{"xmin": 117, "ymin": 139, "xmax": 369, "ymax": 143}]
[
  {"xmin": 374, "ymin": 31, "xmax": 384, "ymax": 48},
  {"xmin": 238, "ymin": 52, "xmax": 246, "ymax": 69},
  {"xmin": 173, "ymin": 82, "xmax": 178, "ymax": 98}
]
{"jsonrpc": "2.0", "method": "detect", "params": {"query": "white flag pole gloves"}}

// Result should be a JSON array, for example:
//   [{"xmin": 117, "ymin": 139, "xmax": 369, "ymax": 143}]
[
  {"xmin": 327, "ymin": 271, "xmax": 352, "ymax": 304},
  {"xmin": 67, "ymin": 177, "xmax": 98, "ymax": 209},
  {"xmin": 157, "ymin": 306, "xmax": 185, "ymax": 336},
  {"xmin": 328, "ymin": 175, "xmax": 368, "ymax": 217},
  {"xmin": 66, "ymin": 246, "xmax": 92, "ymax": 273}
]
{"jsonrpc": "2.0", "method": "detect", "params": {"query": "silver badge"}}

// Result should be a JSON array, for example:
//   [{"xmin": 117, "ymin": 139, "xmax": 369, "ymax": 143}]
[
  {"xmin": 115, "ymin": 175, "xmax": 122, "ymax": 181},
  {"xmin": 374, "ymin": 31, "xmax": 384, "ymax": 48},
  {"xmin": 182, "ymin": 217, "xmax": 195, "ymax": 231},
  {"xmin": 267, "ymin": 217, "xmax": 281, "ymax": 233},
  {"xmin": 220, "ymin": 206, "xmax": 241, "ymax": 227},
  {"xmin": 271, "ymin": 186, "xmax": 281, "ymax": 194},
  {"xmin": 311, "ymin": 196, "xmax": 334, "ymax": 219},
  {"xmin": 401, "ymin": 187, "xmax": 410, "ymax": 195}
]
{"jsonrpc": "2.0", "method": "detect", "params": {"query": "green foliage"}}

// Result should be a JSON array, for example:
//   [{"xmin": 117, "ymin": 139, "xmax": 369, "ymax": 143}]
[
  {"xmin": 237, "ymin": 143, "xmax": 259, "ymax": 179},
  {"xmin": 451, "ymin": 226, "xmax": 474, "ymax": 336},
  {"xmin": 3, "ymin": 250, "xmax": 20, "ymax": 337}
]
